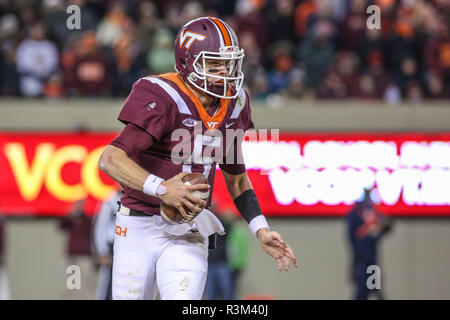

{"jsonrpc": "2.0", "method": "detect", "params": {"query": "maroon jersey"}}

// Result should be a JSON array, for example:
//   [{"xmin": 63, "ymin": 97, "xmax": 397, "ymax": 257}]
[{"xmin": 111, "ymin": 72, "xmax": 254, "ymax": 215}]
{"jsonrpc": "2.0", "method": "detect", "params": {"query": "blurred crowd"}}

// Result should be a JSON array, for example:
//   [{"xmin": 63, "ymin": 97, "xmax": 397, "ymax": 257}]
[{"xmin": 0, "ymin": 0, "xmax": 449, "ymax": 104}]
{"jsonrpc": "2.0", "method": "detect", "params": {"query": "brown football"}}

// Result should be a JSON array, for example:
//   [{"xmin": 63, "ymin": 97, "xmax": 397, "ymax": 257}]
[{"xmin": 160, "ymin": 172, "xmax": 210, "ymax": 224}]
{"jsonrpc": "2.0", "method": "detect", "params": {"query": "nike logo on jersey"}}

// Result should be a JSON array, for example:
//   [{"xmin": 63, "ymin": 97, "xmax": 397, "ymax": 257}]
[{"xmin": 225, "ymin": 122, "xmax": 234, "ymax": 128}]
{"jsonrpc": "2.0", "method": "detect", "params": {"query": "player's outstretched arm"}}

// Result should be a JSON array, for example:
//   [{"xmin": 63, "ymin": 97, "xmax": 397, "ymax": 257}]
[
  {"xmin": 222, "ymin": 170, "xmax": 298, "ymax": 271},
  {"xmin": 257, "ymin": 229, "xmax": 298, "ymax": 272},
  {"xmin": 98, "ymin": 145, "xmax": 208, "ymax": 218}
]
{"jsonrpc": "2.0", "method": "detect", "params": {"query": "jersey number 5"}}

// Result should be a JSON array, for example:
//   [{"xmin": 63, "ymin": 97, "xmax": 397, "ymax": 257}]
[{"xmin": 183, "ymin": 134, "xmax": 222, "ymax": 179}]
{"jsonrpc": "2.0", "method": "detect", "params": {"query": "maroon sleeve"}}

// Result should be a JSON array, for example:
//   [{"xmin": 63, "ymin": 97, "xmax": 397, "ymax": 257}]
[
  {"xmin": 110, "ymin": 123, "xmax": 155, "ymax": 157},
  {"xmin": 243, "ymin": 90, "xmax": 255, "ymax": 131},
  {"xmin": 219, "ymin": 138, "xmax": 247, "ymax": 175},
  {"xmin": 117, "ymin": 78, "xmax": 175, "ymax": 141},
  {"xmin": 219, "ymin": 90, "xmax": 252, "ymax": 175}
]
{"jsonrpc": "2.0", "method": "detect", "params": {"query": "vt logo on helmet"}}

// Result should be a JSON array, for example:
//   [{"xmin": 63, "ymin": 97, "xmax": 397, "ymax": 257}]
[
  {"xmin": 179, "ymin": 30, "xmax": 207, "ymax": 49},
  {"xmin": 174, "ymin": 17, "xmax": 245, "ymax": 99}
]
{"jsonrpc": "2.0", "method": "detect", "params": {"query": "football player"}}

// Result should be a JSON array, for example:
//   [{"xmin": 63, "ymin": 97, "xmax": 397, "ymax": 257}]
[{"xmin": 98, "ymin": 16, "xmax": 297, "ymax": 300}]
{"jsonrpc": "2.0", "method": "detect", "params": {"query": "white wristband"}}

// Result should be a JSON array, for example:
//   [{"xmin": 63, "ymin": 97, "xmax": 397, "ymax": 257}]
[
  {"xmin": 143, "ymin": 174, "xmax": 165, "ymax": 197},
  {"xmin": 248, "ymin": 215, "xmax": 269, "ymax": 238}
]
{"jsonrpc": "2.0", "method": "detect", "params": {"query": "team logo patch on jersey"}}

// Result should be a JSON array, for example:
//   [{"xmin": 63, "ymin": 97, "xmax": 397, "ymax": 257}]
[
  {"xmin": 182, "ymin": 118, "xmax": 199, "ymax": 127},
  {"xmin": 207, "ymin": 121, "xmax": 219, "ymax": 129},
  {"xmin": 146, "ymin": 102, "xmax": 156, "ymax": 111}
]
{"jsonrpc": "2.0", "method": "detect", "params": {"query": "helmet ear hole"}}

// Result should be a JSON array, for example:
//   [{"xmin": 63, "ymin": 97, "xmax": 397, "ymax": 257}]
[{"xmin": 179, "ymin": 58, "xmax": 185, "ymax": 66}]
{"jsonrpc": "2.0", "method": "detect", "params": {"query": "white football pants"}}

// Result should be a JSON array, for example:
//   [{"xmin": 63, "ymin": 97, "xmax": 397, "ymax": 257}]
[{"xmin": 112, "ymin": 212, "xmax": 209, "ymax": 300}]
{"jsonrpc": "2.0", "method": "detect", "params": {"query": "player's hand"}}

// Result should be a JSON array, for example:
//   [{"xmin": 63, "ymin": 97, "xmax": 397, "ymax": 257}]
[
  {"xmin": 257, "ymin": 229, "xmax": 298, "ymax": 272},
  {"xmin": 158, "ymin": 172, "xmax": 209, "ymax": 220}
]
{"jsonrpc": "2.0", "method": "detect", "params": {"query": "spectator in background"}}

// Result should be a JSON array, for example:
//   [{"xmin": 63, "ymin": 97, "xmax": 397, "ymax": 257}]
[
  {"xmin": 93, "ymin": 1, "xmax": 145, "ymax": 96},
  {"xmin": 375, "ymin": 0, "xmax": 396, "ymax": 40},
  {"xmin": 17, "ymin": 3, "xmax": 38, "ymax": 33},
  {"xmin": 393, "ymin": 56, "xmax": 424, "ymax": 98},
  {"xmin": 234, "ymin": 0, "xmax": 269, "ymax": 51},
  {"xmin": 226, "ymin": 211, "xmax": 250, "ymax": 299},
  {"xmin": 59, "ymin": 198, "xmax": 96, "ymax": 299},
  {"xmin": 239, "ymin": 30, "xmax": 263, "ymax": 92},
  {"xmin": 42, "ymin": 0, "xmax": 98, "ymax": 49},
  {"xmin": 0, "ymin": 212, "xmax": 10, "ymax": 300},
  {"xmin": 43, "ymin": 71, "xmax": 65, "ymax": 98},
  {"xmin": 163, "ymin": 3, "xmax": 184, "ymax": 35},
  {"xmin": 405, "ymin": 80, "xmax": 424, "ymax": 105},
  {"xmin": 306, "ymin": 0, "xmax": 339, "ymax": 46},
  {"xmin": 357, "ymin": 27, "xmax": 385, "ymax": 72},
  {"xmin": 59, "ymin": 199, "xmax": 93, "ymax": 264},
  {"xmin": 92, "ymin": 189, "xmax": 121, "ymax": 300},
  {"xmin": 0, "ymin": 13, "xmax": 20, "ymax": 95},
  {"xmin": 112, "ymin": 19, "xmax": 145, "ymax": 96},
  {"xmin": 147, "ymin": 28, "xmax": 175, "ymax": 75},
  {"xmin": 266, "ymin": 0, "xmax": 296, "ymax": 45},
  {"xmin": 16, "ymin": 21, "xmax": 58, "ymax": 97},
  {"xmin": 339, "ymin": 0, "xmax": 368, "ymax": 51},
  {"xmin": 209, "ymin": 0, "xmax": 237, "ymax": 17},
  {"xmin": 60, "ymin": 38, "xmax": 78, "ymax": 94},
  {"xmin": 135, "ymin": 1, "xmax": 161, "ymax": 53},
  {"xmin": 0, "ymin": 0, "xmax": 449, "ymax": 103},
  {"xmin": 346, "ymin": 188, "xmax": 392, "ymax": 300},
  {"xmin": 365, "ymin": 51, "xmax": 393, "ymax": 99},
  {"xmin": 332, "ymin": 50, "xmax": 360, "ymax": 92},
  {"xmin": 384, "ymin": 3, "xmax": 419, "ymax": 73},
  {"xmin": 328, "ymin": 0, "xmax": 348, "ymax": 22},
  {"xmin": 205, "ymin": 208, "xmax": 251, "ymax": 300},
  {"xmin": 68, "ymin": 0, "xmax": 99, "ymax": 30},
  {"xmin": 383, "ymin": 81, "xmax": 402, "ymax": 105},
  {"xmin": 316, "ymin": 70, "xmax": 348, "ymax": 99},
  {"xmin": 96, "ymin": 1, "xmax": 130, "ymax": 49},
  {"xmin": 267, "ymin": 42, "xmax": 295, "ymax": 94},
  {"xmin": 297, "ymin": 18, "xmax": 335, "ymax": 88},
  {"xmin": 180, "ymin": 1, "xmax": 206, "ymax": 26},
  {"xmin": 249, "ymin": 68, "xmax": 269, "ymax": 101},
  {"xmin": 204, "ymin": 210, "xmax": 234, "ymax": 300},
  {"xmin": 328, "ymin": 50, "xmax": 380, "ymax": 101},
  {"xmin": 426, "ymin": 71, "xmax": 450, "ymax": 99},
  {"xmin": 62, "ymin": 31, "xmax": 111, "ymax": 97},
  {"xmin": 317, "ymin": 50, "xmax": 357, "ymax": 99},
  {"xmin": 286, "ymin": 67, "xmax": 306, "ymax": 99},
  {"xmin": 294, "ymin": 0, "xmax": 317, "ymax": 40},
  {"xmin": 150, "ymin": 0, "xmax": 182, "ymax": 14},
  {"xmin": 350, "ymin": 72, "xmax": 381, "ymax": 101},
  {"xmin": 42, "ymin": 0, "xmax": 71, "ymax": 50},
  {"xmin": 424, "ymin": 17, "xmax": 450, "ymax": 85}
]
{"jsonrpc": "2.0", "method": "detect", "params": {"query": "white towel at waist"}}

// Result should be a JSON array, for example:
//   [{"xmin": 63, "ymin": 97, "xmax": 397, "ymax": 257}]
[{"xmin": 162, "ymin": 208, "xmax": 225, "ymax": 239}]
